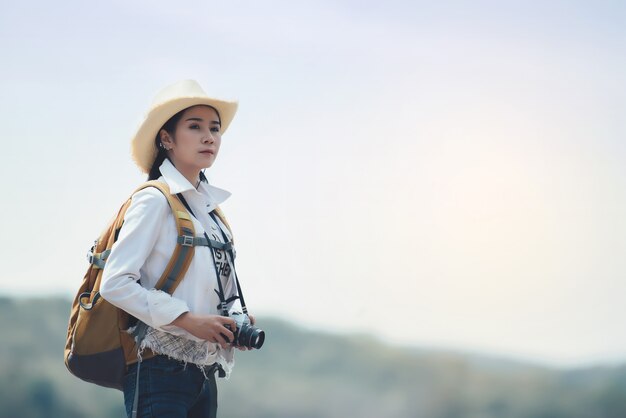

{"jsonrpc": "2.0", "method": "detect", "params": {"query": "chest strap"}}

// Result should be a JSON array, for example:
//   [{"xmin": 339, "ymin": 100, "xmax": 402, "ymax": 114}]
[{"xmin": 177, "ymin": 235, "xmax": 234, "ymax": 252}]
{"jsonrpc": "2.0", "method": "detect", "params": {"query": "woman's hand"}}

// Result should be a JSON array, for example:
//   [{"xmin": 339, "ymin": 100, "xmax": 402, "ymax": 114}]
[{"xmin": 170, "ymin": 312, "xmax": 236, "ymax": 350}]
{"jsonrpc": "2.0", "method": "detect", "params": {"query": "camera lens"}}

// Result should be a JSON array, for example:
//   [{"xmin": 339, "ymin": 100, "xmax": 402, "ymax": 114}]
[{"xmin": 238, "ymin": 324, "xmax": 265, "ymax": 349}]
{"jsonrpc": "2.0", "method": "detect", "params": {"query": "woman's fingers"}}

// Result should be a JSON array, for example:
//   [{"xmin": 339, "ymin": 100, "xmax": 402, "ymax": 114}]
[
  {"xmin": 212, "ymin": 320, "xmax": 234, "ymax": 349},
  {"xmin": 214, "ymin": 332, "xmax": 231, "ymax": 349},
  {"xmin": 172, "ymin": 313, "xmax": 247, "ymax": 349},
  {"xmin": 221, "ymin": 317, "xmax": 237, "ymax": 331}
]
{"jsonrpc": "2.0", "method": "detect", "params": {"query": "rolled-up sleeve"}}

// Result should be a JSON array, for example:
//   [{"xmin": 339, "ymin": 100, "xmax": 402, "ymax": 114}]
[{"xmin": 100, "ymin": 187, "xmax": 190, "ymax": 329}]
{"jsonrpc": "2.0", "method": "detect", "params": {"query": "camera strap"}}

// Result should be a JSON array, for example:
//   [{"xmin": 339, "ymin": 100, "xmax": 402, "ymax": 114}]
[
  {"xmin": 176, "ymin": 193, "xmax": 248, "ymax": 317},
  {"xmin": 208, "ymin": 211, "xmax": 248, "ymax": 313}
]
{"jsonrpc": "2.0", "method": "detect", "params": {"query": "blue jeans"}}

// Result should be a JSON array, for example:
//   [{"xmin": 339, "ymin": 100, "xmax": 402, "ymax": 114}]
[{"xmin": 123, "ymin": 355, "xmax": 219, "ymax": 418}]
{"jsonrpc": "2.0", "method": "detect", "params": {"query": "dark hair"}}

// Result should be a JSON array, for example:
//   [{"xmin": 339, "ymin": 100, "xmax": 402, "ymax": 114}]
[
  {"xmin": 147, "ymin": 108, "xmax": 186, "ymax": 180},
  {"xmin": 146, "ymin": 105, "xmax": 222, "ymax": 181}
]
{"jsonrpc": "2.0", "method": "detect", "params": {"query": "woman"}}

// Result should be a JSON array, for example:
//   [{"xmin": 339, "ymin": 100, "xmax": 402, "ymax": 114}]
[{"xmin": 100, "ymin": 79, "xmax": 254, "ymax": 418}]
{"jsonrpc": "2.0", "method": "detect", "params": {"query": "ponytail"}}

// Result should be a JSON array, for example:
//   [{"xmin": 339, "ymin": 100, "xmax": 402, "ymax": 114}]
[
  {"xmin": 146, "ymin": 107, "xmax": 187, "ymax": 180},
  {"xmin": 147, "ymin": 142, "xmax": 168, "ymax": 180}
]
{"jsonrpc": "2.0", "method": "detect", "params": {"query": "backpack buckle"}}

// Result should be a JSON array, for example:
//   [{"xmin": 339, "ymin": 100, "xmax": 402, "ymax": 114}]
[{"xmin": 181, "ymin": 235, "xmax": 194, "ymax": 247}]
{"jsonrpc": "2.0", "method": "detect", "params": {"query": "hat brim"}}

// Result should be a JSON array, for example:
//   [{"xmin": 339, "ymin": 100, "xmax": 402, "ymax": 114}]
[{"xmin": 131, "ymin": 96, "xmax": 238, "ymax": 174}]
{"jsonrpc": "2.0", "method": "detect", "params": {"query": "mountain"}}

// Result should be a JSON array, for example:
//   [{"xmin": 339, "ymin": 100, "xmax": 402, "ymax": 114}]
[{"xmin": 1, "ymin": 297, "xmax": 625, "ymax": 418}]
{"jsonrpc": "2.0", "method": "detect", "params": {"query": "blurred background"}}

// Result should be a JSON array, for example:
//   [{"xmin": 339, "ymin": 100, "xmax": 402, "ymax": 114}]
[{"xmin": 1, "ymin": 0, "xmax": 625, "ymax": 416}]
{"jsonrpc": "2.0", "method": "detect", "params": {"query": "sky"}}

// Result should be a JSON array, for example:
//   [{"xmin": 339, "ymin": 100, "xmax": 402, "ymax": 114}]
[{"xmin": 1, "ymin": 0, "xmax": 625, "ymax": 367}]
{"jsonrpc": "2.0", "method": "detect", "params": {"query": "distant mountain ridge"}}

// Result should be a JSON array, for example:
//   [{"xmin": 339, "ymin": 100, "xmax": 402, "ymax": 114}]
[{"xmin": 1, "ymin": 297, "xmax": 625, "ymax": 418}]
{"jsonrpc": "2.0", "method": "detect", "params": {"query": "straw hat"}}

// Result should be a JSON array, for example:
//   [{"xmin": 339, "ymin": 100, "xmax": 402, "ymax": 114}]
[{"xmin": 130, "ymin": 79, "xmax": 238, "ymax": 173}]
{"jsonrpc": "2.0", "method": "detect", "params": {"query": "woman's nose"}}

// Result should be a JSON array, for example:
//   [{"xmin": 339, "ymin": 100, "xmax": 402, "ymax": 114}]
[{"xmin": 202, "ymin": 132, "xmax": 215, "ymax": 143}]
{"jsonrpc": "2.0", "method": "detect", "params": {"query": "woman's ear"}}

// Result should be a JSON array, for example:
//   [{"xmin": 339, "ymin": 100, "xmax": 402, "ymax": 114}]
[{"xmin": 160, "ymin": 129, "xmax": 174, "ymax": 150}]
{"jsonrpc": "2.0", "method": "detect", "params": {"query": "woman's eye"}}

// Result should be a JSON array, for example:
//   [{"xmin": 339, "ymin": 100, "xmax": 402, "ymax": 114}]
[
  {"xmin": 189, "ymin": 124, "xmax": 200, "ymax": 129},
  {"xmin": 210, "ymin": 127, "xmax": 220, "ymax": 133}
]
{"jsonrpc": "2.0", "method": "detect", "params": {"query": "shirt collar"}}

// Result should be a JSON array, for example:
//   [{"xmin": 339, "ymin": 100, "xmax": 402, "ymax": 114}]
[{"xmin": 158, "ymin": 158, "xmax": 231, "ymax": 205}]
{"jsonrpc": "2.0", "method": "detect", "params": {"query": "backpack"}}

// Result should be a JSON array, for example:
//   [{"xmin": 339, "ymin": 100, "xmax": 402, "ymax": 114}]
[{"xmin": 64, "ymin": 180, "xmax": 232, "ymax": 390}]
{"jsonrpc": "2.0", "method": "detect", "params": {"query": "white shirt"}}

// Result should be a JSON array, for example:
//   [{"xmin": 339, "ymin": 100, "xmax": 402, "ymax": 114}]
[{"xmin": 100, "ymin": 158, "xmax": 241, "ymax": 370}]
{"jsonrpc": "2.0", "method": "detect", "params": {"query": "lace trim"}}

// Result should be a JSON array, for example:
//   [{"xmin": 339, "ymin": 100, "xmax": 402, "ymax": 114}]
[{"xmin": 128, "ymin": 325, "xmax": 235, "ymax": 379}]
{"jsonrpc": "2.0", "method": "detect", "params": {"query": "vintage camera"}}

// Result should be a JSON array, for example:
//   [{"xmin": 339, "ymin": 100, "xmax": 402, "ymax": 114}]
[{"xmin": 227, "ymin": 312, "xmax": 265, "ymax": 349}]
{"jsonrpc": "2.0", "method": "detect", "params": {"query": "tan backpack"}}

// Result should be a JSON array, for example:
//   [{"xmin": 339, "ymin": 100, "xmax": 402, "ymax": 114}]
[{"xmin": 64, "ymin": 180, "xmax": 231, "ymax": 390}]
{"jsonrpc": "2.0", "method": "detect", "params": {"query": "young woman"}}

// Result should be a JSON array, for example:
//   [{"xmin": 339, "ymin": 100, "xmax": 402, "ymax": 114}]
[{"xmin": 100, "ymin": 80, "xmax": 254, "ymax": 418}]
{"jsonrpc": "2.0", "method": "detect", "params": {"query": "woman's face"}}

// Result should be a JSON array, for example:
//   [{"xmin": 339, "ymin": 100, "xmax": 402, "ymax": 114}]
[{"xmin": 161, "ymin": 105, "xmax": 222, "ymax": 173}]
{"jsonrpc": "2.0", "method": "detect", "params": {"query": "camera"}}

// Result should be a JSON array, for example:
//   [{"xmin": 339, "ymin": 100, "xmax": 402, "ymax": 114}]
[{"xmin": 227, "ymin": 312, "xmax": 265, "ymax": 349}]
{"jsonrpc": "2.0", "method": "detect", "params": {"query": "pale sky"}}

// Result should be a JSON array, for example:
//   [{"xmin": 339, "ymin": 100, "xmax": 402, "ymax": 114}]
[{"xmin": 1, "ymin": 0, "xmax": 625, "ymax": 367}]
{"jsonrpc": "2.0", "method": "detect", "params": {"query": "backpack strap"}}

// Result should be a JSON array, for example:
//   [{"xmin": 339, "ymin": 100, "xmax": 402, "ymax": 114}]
[
  {"xmin": 131, "ymin": 181, "xmax": 195, "ymax": 295},
  {"xmin": 88, "ymin": 181, "xmax": 224, "ymax": 293},
  {"xmin": 213, "ymin": 205, "xmax": 234, "ymax": 243}
]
